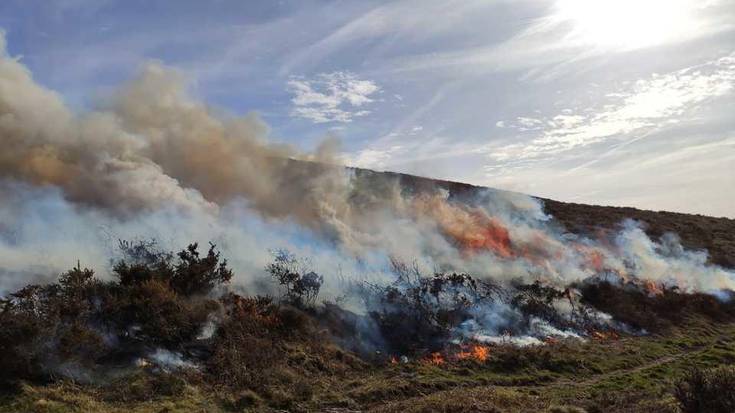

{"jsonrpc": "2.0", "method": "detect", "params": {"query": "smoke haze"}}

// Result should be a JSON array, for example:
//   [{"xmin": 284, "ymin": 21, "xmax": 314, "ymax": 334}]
[{"xmin": 0, "ymin": 32, "xmax": 733, "ymax": 313}]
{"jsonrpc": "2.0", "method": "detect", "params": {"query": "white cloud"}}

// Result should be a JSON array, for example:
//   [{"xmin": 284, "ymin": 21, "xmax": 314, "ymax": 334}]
[
  {"xmin": 278, "ymin": 0, "xmax": 494, "ymax": 75},
  {"xmin": 287, "ymin": 71, "xmax": 380, "ymax": 123},
  {"xmin": 347, "ymin": 145, "xmax": 404, "ymax": 169},
  {"xmin": 387, "ymin": 0, "xmax": 733, "ymax": 78},
  {"xmin": 488, "ymin": 53, "xmax": 735, "ymax": 162}
]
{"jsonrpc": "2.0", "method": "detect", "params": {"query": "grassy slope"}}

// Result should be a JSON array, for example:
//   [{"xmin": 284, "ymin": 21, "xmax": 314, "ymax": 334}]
[
  {"xmin": 4, "ymin": 318, "xmax": 735, "ymax": 412},
  {"xmin": 4, "ymin": 169, "xmax": 735, "ymax": 412}
]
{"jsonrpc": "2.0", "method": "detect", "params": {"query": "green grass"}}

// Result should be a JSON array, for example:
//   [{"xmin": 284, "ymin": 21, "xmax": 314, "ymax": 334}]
[{"xmin": 3, "ymin": 318, "xmax": 735, "ymax": 413}]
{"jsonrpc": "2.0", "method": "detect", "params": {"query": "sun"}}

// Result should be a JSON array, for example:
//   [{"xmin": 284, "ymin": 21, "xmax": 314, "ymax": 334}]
[{"xmin": 555, "ymin": 0, "xmax": 700, "ymax": 50}]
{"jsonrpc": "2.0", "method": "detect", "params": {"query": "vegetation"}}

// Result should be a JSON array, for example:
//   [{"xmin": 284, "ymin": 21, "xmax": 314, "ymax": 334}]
[
  {"xmin": 360, "ymin": 259, "xmax": 499, "ymax": 354},
  {"xmin": 674, "ymin": 366, "xmax": 735, "ymax": 413},
  {"xmin": 3, "ymin": 239, "xmax": 735, "ymax": 412},
  {"xmin": 367, "ymin": 168, "xmax": 735, "ymax": 268}
]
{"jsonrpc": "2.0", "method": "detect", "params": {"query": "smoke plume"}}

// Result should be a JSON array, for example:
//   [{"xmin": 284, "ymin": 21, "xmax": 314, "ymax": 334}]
[{"xmin": 0, "ymin": 31, "xmax": 734, "ymax": 310}]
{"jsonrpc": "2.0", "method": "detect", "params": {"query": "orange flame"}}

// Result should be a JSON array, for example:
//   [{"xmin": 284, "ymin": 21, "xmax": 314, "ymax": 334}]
[
  {"xmin": 590, "ymin": 330, "xmax": 620, "ymax": 341},
  {"xmin": 465, "ymin": 217, "xmax": 513, "ymax": 258},
  {"xmin": 412, "ymin": 195, "xmax": 513, "ymax": 258},
  {"xmin": 426, "ymin": 352, "xmax": 445, "ymax": 365},
  {"xmin": 455, "ymin": 345, "xmax": 490, "ymax": 362},
  {"xmin": 643, "ymin": 280, "xmax": 664, "ymax": 295}
]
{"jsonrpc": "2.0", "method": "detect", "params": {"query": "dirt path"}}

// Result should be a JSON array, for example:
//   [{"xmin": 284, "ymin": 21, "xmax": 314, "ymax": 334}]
[
  {"xmin": 548, "ymin": 335, "xmax": 725, "ymax": 388},
  {"xmin": 551, "ymin": 352, "xmax": 685, "ymax": 388}
]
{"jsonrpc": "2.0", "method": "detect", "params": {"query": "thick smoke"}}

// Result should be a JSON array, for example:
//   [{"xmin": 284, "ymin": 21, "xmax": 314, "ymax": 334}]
[
  {"xmin": 0, "ymin": 34, "xmax": 355, "ymax": 230},
  {"xmin": 0, "ymin": 30, "xmax": 734, "ymax": 310}
]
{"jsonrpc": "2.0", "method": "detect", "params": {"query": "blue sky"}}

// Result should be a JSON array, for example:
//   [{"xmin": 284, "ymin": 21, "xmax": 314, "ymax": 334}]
[{"xmin": 1, "ymin": 0, "xmax": 733, "ymax": 217}]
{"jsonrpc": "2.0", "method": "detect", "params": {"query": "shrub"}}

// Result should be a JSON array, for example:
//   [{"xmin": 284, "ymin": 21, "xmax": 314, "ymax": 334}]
[
  {"xmin": 674, "ymin": 366, "xmax": 735, "ymax": 413},
  {"xmin": 361, "ymin": 259, "xmax": 498, "ymax": 354},
  {"xmin": 579, "ymin": 281, "xmax": 735, "ymax": 333},
  {"xmin": 114, "ymin": 240, "xmax": 233, "ymax": 297},
  {"xmin": 0, "ymin": 241, "xmax": 233, "ymax": 386},
  {"xmin": 266, "ymin": 250, "xmax": 323, "ymax": 307},
  {"xmin": 172, "ymin": 243, "xmax": 234, "ymax": 297}
]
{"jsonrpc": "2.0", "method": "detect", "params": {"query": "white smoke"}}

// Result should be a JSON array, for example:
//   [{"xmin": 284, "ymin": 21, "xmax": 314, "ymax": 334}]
[{"xmin": 0, "ymin": 30, "xmax": 733, "ymax": 308}]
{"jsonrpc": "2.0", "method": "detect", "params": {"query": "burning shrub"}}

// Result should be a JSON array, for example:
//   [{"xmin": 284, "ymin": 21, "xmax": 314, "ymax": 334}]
[
  {"xmin": 512, "ymin": 282, "xmax": 569, "ymax": 326},
  {"xmin": 266, "ymin": 249, "xmax": 323, "ymax": 307},
  {"xmin": 102, "ymin": 241, "xmax": 229, "ymax": 349},
  {"xmin": 362, "ymin": 259, "xmax": 499, "ymax": 354},
  {"xmin": 102, "ymin": 277, "xmax": 219, "ymax": 348},
  {"xmin": 674, "ymin": 366, "xmax": 735, "ymax": 413},
  {"xmin": 0, "ymin": 294, "xmax": 49, "ymax": 386},
  {"xmin": 511, "ymin": 281, "xmax": 609, "ymax": 334}
]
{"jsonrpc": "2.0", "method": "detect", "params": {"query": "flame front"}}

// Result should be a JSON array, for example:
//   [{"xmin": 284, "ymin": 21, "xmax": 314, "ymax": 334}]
[
  {"xmin": 426, "ymin": 352, "xmax": 445, "ymax": 365},
  {"xmin": 456, "ymin": 345, "xmax": 490, "ymax": 362}
]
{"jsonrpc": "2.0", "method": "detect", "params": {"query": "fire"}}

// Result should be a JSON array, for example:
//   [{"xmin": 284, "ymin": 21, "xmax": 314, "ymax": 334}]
[
  {"xmin": 426, "ymin": 352, "xmax": 445, "ymax": 365},
  {"xmin": 455, "ymin": 345, "xmax": 490, "ymax": 362},
  {"xmin": 412, "ymin": 195, "xmax": 513, "ymax": 258},
  {"xmin": 590, "ymin": 330, "xmax": 620, "ymax": 341},
  {"xmin": 643, "ymin": 280, "xmax": 664, "ymax": 295},
  {"xmin": 582, "ymin": 248, "xmax": 605, "ymax": 272},
  {"xmin": 465, "ymin": 217, "xmax": 513, "ymax": 258},
  {"xmin": 390, "ymin": 356, "xmax": 398, "ymax": 365}
]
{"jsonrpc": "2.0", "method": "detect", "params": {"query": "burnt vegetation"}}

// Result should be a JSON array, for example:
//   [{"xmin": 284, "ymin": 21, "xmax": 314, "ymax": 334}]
[
  {"xmin": 0, "ymin": 241, "xmax": 357, "ymax": 410},
  {"xmin": 0, "ymin": 241, "xmax": 228, "ymax": 387},
  {"xmin": 578, "ymin": 281, "xmax": 735, "ymax": 333},
  {"xmin": 359, "ymin": 258, "xmax": 501, "ymax": 354},
  {"xmin": 2, "ymin": 238, "xmax": 735, "ymax": 411}
]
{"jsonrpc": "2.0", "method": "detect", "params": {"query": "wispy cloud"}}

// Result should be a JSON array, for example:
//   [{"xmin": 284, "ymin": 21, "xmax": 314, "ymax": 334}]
[
  {"xmin": 278, "ymin": 0, "xmax": 492, "ymax": 75},
  {"xmin": 487, "ymin": 53, "xmax": 735, "ymax": 162},
  {"xmin": 387, "ymin": 0, "xmax": 733, "ymax": 78},
  {"xmin": 287, "ymin": 71, "xmax": 380, "ymax": 123}
]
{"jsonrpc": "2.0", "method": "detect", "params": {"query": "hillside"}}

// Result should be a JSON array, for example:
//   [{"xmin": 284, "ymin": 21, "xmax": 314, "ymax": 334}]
[
  {"xmin": 358, "ymin": 168, "xmax": 735, "ymax": 269},
  {"xmin": 2, "ymin": 167, "xmax": 735, "ymax": 413}
]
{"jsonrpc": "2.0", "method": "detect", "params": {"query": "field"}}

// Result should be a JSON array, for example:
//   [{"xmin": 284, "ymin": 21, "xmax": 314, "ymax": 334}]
[{"xmin": 2, "ymin": 317, "xmax": 734, "ymax": 412}]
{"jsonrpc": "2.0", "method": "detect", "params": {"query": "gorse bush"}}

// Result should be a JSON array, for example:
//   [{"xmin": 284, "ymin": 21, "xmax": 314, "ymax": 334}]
[
  {"xmin": 114, "ymin": 240, "xmax": 233, "ymax": 296},
  {"xmin": 0, "ymin": 241, "xmax": 231, "ymax": 386},
  {"xmin": 674, "ymin": 366, "xmax": 735, "ymax": 413},
  {"xmin": 0, "ymin": 240, "xmax": 347, "ymax": 409}
]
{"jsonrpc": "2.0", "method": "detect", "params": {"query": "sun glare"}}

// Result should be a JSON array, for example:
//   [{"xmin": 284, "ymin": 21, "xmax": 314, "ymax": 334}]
[{"xmin": 555, "ymin": 0, "xmax": 700, "ymax": 50}]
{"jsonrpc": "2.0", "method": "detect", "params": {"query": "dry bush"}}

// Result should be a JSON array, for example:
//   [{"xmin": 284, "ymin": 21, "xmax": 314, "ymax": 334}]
[
  {"xmin": 674, "ymin": 366, "xmax": 735, "ymax": 413},
  {"xmin": 266, "ymin": 249, "xmax": 323, "ymax": 307},
  {"xmin": 206, "ymin": 294, "xmax": 283, "ymax": 389},
  {"xmin": 100, "ymin": 371, "xmax": 188, "ymax": 403},
  {"xmin": 361, "ymin": 259, "xmax": 499, "ymax": 355},
  {"xmin": 579, "ymin": 281, "xmax": 735, "ymax": 333},
  {"xmin": 0, "ymin": 241, "xmax": 232, "ymax": 386},
  {"xmin": 205, "ymin": 293, "xmax": 353, "ymax": 410}
]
